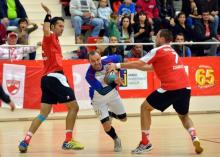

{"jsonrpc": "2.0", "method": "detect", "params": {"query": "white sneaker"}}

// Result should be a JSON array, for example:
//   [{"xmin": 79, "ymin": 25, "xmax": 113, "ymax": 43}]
[
  {"xmin": 114, "ymin": 137, "xmax": 122, "ymax": 152},
  {"xmin": 192, "ymin": 137, "xmax": 203, "ymax": 154},
  {"xmin": 131, "ymin": 143, "xmax": 153, "ymax": 154}
]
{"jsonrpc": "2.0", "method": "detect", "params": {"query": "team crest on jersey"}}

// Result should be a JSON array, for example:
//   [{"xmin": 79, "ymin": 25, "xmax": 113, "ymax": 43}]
[{"xmin": 6, "ymin": 79, "xmax": 20, "ymax": 95}]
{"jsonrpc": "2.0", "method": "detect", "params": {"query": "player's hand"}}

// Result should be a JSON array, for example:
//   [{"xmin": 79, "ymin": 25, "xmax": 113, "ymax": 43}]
[
  {"xmin": 107, "ymin": 63, "xmax": 116, "ymax": 72},
  {"xmin": 9, "ymin": 101, "xmax": 15, "ymax": 112},
  {"xmin": 41, "ymin": 3, "xmax": 51, "ymax": 15},
  {"xmin": 114, "ymin": 77, "xmax": 121, "ymax": 85}
]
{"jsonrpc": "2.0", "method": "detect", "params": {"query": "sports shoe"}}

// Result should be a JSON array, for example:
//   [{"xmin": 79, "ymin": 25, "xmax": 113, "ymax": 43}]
[
  {"xmin": 192, "ymin": 137, "xmax": 203, "ymax": 154},
  {"xmin": 114, "ymin": 137, "xmax": 122, "ymax": 152},
  {"xmin": 19, "ymin": 140, "xmax": 29, "ymax": 153},
  {"xmin": 62, "ymin": 140, "xmax": 84, "ymax": 150},
  {"xmin": 131, "ymin": 142, "xmax": 153, "ymax": 154}
]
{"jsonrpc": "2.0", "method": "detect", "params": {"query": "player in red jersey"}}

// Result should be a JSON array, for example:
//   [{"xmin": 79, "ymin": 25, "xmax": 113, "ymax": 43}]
[
  {"xmin": 18, "ymin": 3, "xmax": 84, "ymax": 153},
  {"xmin": 108, "ymin": 29, "xmax": 203, "ymax": 154}
]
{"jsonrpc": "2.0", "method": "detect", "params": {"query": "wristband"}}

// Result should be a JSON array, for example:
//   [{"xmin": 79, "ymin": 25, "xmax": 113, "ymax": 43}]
[
  {"xmin": 116, "ymin": 63, "xmax": 121, "ymax": 69},
  {"xmin": 44, "ymin": 14, "xmax": 51, "ymax": 22}
]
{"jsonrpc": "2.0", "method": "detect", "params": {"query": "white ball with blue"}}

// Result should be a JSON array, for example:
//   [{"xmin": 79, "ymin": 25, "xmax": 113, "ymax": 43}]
[{"xmin": 104, "ymin": 71, "xmax": 118, "ymax": 84}]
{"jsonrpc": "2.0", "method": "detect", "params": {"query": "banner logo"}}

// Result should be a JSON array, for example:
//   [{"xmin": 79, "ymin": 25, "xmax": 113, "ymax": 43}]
[
  {"xmin": 6, "ymin": 79, "xmax": 20, "ymax": 95},
  {"xmin": 195, "ymin": 65, "xmax": 215, "ymax": 88}
]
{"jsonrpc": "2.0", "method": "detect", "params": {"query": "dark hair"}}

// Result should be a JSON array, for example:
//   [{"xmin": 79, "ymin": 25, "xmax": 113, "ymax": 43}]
[
  {"xmin": 88, "ymin": 51, "xmax": 100, "ymax": 59},
  {"xmin": 18, "ymin": 18, "xmax": 28, "ymax": 25},
  {"xmin": 159, "ymin": 29, "xmax": 173, "ymax": 43},
  {"xmin": 177, "ymin": 12, "xmax": 185, "ymax": 19},
  {"xmin": 120, "ymin": 16, "xmax": 133, "ymax": 37},
  {"xmin": 50, "ymin": 17, "xmax": 64, "ymax": 29}
]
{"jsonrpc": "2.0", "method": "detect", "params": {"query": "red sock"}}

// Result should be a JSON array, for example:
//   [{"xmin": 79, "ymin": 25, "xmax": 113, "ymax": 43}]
[
  {"xmin": 24, "ymin": 132, "xmax": 33, "ymax": 144},
  {"xmin": 65, "ymin": 130, "xmax": 72, "ymax": 142},
  {"xmin": 141, "ymin": 130, "xmax": 149, "ymax": 145}
]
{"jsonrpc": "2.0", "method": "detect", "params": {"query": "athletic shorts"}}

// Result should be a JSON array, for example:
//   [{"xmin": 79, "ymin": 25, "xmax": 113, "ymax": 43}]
[
  {"xmin": 91, "ymin": 89, "xmax": 126, "ymax": 121},
  {"xmin": 147, "ymin": 88, "xmax": 191, "ymax": 115},
  {"xmin": 41, "ymin": 71, "xmax": 76, "ymax": 104}
]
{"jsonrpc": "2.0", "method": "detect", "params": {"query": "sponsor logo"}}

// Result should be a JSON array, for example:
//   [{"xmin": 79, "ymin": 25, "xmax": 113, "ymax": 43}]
[
  {"xmin": 6, "ymin": 79, "xmax": 20, "ymax": 95},
  {"xmin": 195, "ymin": 65, "xmax": 215, "ymax": 88}
]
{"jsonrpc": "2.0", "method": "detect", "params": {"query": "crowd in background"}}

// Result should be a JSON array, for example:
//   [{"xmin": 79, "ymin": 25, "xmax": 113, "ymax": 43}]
[{"xmin": 0, "ymin": 0, "xmax": 220, "ymax": 60}]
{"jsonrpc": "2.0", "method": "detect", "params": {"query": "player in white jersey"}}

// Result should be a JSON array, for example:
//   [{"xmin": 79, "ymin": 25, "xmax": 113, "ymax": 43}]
[{"xmin": 85, "ymin": 51, "xmax": 127, "ymax": 152}]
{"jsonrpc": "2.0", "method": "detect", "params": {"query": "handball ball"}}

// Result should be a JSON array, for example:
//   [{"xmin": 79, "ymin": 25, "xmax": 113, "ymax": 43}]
[{"xmin": 104, "ymin": 71, "xmax": 117, "ymax": 84}]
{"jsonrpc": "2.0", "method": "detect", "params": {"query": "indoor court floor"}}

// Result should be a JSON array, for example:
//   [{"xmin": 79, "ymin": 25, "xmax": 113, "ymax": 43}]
[{"xmin": 0, "ymin": 113, "xmax": 220, "ymax": 157}]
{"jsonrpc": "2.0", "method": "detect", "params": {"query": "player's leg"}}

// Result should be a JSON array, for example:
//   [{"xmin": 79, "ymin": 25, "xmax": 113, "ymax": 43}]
[
  {"xmin": 132, "ymin": 89, "xmax": 173, "ymax": 154},
  {"xmin": 108, "ymin": 90, "xmax": 127, "ymax": 122},
  {"xmin": 93, "ymin": 97, "xmax": 122, "ymax": 152},
  {"xmin": 19, "ymin": 103, "xmax": 52, "ymax": 153},
  {"xmin": 174, "ymin": 88, "xmax": 203, "ymax": 154},
  {"xmin": 62, "ymin": 100, "xmax": 84, "ymax": 150}
]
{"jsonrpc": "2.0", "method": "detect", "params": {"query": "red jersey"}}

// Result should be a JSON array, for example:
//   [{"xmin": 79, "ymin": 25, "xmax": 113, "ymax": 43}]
[
  {"xmin": 42, "ymin": 32, "xmax": 63, "ymax": 75},
  {"xmin": 140, "ymin": 45, "xmax": 190, "ymax": 90}
]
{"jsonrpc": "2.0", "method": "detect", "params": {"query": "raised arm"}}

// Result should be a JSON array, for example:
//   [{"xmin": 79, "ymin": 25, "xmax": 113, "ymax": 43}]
[{"xmin": 41, "ymin": 3, "xmax": 51, "ymax": 37}]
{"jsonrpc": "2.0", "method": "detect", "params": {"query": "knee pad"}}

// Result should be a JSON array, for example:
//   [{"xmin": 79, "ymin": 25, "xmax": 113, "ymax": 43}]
[
  {"xmin": 37, "ymin": 114, "xmax": 46, "ymax": 122},
  {"xmin": 117, "ymin": 113, "xmax": 127, "ymax": 120}
]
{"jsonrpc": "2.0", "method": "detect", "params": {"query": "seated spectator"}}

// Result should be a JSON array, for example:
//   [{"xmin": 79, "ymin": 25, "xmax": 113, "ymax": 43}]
[
  {"xmin": 103, "ymin": 35, "xmax": 124, "ymax": 60},
  {"xmin": 108, "ymin": 12, "xmax": 120, "ymax": 40},
  {"xmin": 69, "ymin": 0, "xmax": 104, "ymax": 37},
  {"xmin": 133, "ymin": 11, "xmax": 153, "ymax": 52},
  {"xmin": 157, "ymin": 0, "xmax": 176, "ymax": 29},
  {"xmin": 0, "ymin": 32, "xmax": 37, "ymax": 60},
  {"xmin": 0, "ymin": 0, "xmax": 28, "ymax": 27},
  {"xmin": 172, "ymin": 12, "xmax": 194, "ymax": 42},
  {"xmin": 0, "ymin": 23, "xmax": 7, "ymax": 45},
  {"xmin": 71, "ymin": 35, "xmax": 88, "ymax": 59},
  {"xmin": 172, "ymin": 33, "xmax": 192, "ymax": 57},
  {"xmin": 136, "ymin": 0, "xmax": 161, "ymax": 33},
  {"xmin": 96, "ymin": 29, "xmax": 109, "ymax": 54},
  {"xmin": 194, "ymin": 10, "xmax": 218, "ymax": 56},
  {"xmin": 118, "ymin": 0, "xmax": 135, "ymax": 24},
  {"xmin": 125, "ymin": 44, "xmax": 147, "ymax": 58},
  {"xmin": 14, "ymin": 18, "xmax": 38, "ymax": 60},
  {"xmin": 119, "ymin": 16, "xmax": 134, "ymax": 44},
  {"xmin": 196, "ymin": 0, "xmax": 219, "ymax": 36},
  {"xmin": 97, "ymin": 0, "xmax": 112, "ymax": 36}
]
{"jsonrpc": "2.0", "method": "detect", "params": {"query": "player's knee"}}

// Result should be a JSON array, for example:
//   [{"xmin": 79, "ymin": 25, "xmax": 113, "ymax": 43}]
[
  {"xmin": 37, "ymin": 114, "xmax": 47, "ymax": 122},
  {"xmin": 141, "ymin": 102, "xmax": 153, "ymax": 111},
  {"xmin": 101, "ymin": 117, "xmax": 112, "ymax": 131},
  {"xmin": 118, "ymin": 113, "xmax": 127, "ymax": 122},
  {"xmin": 67, "ymin": 101, "xmax": 79, "ymax": 112}
]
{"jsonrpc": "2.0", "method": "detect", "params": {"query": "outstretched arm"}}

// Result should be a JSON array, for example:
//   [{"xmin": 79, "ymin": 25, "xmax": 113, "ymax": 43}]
[{"xmin": 41, "ymin": 3, "xmax": 51, "ymax": 37}]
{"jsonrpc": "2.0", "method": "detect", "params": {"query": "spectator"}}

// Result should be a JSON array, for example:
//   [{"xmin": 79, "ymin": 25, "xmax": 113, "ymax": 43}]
[
  {"xmin": 108, "ymin": 12, "xmax": 121, "ymax": 40},
  {"xmin": 0, "ymin": 23, "xmax": 7, "ymax": 45},
  {"xmin": 172, "ymin": 12, "xmax": 194, "ymax": 42},
  {"xmin": 185, "ymin": 0, "xmax": 202, "ymax": 29},
  {"xmin": 0, "ymin": 0, "xmax": 28, "ymax": 27},
  {"xmin": 119, "ymin": 16, "xmax": 134, "ymax": 44},
  {"xmin": 97, "ymin": 0, "xmax": 112, "ymax": 36},
  {"xmin": 133, "ymin": 11, "xmax": 153, "ymax": 52},
  {"xmin": 71, "ymin": 35, "xmax": 88, "ymax": 59},
  {"xmin": 103, "ymin": 35, "xmax": 124, "ymax": 60},
  {"xmin": 196, "ymin": 0, "xmax": 219, "ymax": 35},
  {"xmin": 172, "ymin": 33, "xmax": 192, "ymax": 57},
  {"xmin": 0, "ymin": 32, "xmax": 37, "ymax": 60},
  {"xmin": 194, "ymin": 10, "xmax": 218, "ymax": 56},
  {"xmin": 136, "ymin": 0, "xmax": 161, "ymax": 33},
  {"xmin": 69, "ymin": 0, "xmax": 104, "ymax": 37},
  {"xmin": 14, "ymin": 18, "xmax": 38, "ymax": 60},
  {"xmin": 125, "ymin": 44, "xmax": 147, "ymax": 58},
  {"xmin": 118, "ymin": 0, "xmax": 136, "ymax": 24}
]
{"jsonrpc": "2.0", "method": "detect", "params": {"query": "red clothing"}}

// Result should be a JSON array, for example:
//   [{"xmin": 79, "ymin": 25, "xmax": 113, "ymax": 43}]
[
  {"xmin": 136, "ymin": 0, "xmax": 159, "ymax": 19},
  {"xmin": 42, "ymin": 32, "xmax": 63, "ymax": 75},
  {"xmin": 140, "ymin": 45, "xmax": 190, "ymax": 90},
  {"xmin": 0, "ymin": 24, "xmax": 7, "ymax": 45}
]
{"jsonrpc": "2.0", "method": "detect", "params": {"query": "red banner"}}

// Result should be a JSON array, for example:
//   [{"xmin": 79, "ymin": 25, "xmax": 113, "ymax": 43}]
[{"xmin": 0, "ymin": 57, "xmax": 219, "ymax": 110}]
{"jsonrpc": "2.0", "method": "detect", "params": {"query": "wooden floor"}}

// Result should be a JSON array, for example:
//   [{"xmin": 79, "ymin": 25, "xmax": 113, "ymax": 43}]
[{"xmin": 0, "ymin": 113, "xmax": 220, "ymax": 157}]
